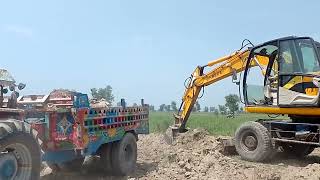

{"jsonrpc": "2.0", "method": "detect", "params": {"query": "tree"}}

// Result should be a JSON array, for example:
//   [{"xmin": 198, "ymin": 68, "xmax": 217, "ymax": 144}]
[
  {"xmin": 213, "ymin": 108, "xmax": 219, "ymax": 116},
  {"xmin": 225, "ymin": 94, "xmax": 240, "ymax": 114},
  {"xmin": 91, "ymin": 85, "xmax": 114, "ymax": 104},
  {"xmin": 149, "ymin": 105, "xmax": 155, "ymax": 111},
  {"xmin": 171, "ymin": 101, "xmax": 178, "ymax": 112},
  {"xmin": 159, "ymin": 104, "xmax": 166, "ymax": 112},
  {"xmin": 195, "ymin": 101, "xmax": 201, "ymax": 112},
  {"xmin": 204, "ymin": 106, "xmax": 209, "ymax": 112},
  {"xmin": 210, "ymin": 106, "xmax": 219, "ymax": 115},
  {"xmin": 165, "ymin": 105, "xmax": 171, "ymax": 112},
  {"xmin": 239, "ymin": 107, "xmax": 244, "ymax": 113},
  {"xmin": 218, "ymin": 105, "xmax": 227, "ymax": 115},
  {"xmin": 209, "ymin": 107, "xmax": 214, "ymax": 112}
]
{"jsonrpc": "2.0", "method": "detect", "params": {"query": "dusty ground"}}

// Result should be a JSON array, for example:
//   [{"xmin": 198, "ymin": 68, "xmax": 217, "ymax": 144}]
[{"xmin": 41, "ymin": 129, "xmax": 320, "ymax": 180}]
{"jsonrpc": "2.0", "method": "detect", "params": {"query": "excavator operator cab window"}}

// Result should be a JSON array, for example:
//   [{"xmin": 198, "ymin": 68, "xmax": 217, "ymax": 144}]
[
  {"xmin": 278, "ymin": 39, "xmax": 320, "ymax": 74},
  {"xmin": 244, "ymin": 42, "xmax": 278, "ymax": 106},
  {"xmin": 0, "ymin": 85, "xmax": 3, "ymax": 107},
  {"xmin": 314, "ymin": 41, "xmax": 320, "ymax": 58},
  {"xmin": 299, "ymin": 40, "xmax": 320, "ymax": 73}
]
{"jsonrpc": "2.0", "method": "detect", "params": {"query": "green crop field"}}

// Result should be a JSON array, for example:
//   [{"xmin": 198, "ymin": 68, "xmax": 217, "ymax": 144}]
[{"xmin": 149, "ymin": 112, "xmax": 279, "ymax": 136}]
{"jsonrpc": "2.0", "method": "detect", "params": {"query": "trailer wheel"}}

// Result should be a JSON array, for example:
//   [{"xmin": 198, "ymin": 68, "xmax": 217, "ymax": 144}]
[
  {"xmin": 97, "ymin": 143, "xmax": 113, "ymax": 173},
  {"xmin": 47, "ymin": 158, "xmax": 84, "ymax": 172},
  {"xmin": 235, "ymin": 121, "xmax": 272, "ymax": 162},
  {"xmin": 0, "ymin": 119, "xmax": 41, "ymax": 180},
  {"xmin": 281, "ymin": 143, "xmax": 315, "ymax": 157},
  {"xmin": 111, "ymin": 133, "xmax": 137, "ymax": 176}
]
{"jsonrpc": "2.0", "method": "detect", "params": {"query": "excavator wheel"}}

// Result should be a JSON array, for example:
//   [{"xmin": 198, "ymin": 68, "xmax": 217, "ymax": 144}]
[
  {"xmin": 235, "ymin": 121, "xmax": 272, "ymax": 162},
  {"xmin": 0, "ymin": 119, "xmax": 41, "ymax": 180}
]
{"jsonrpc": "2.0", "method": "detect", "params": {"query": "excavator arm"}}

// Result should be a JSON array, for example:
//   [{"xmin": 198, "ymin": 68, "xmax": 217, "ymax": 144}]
[{"xmin": 174, "ymin": 48, "xmax": 269, "ymax": 132}]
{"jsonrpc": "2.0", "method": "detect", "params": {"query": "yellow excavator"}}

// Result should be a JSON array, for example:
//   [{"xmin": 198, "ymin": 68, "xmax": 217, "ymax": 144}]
[{"xmin": 173, "ymin": 36, "xmax": 320, "ymax": 162}]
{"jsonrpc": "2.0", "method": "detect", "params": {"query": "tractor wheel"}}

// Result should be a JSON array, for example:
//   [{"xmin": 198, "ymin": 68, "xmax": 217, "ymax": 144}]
[
  {"xmin": 97, "ymin": 143, "xmax": 113, "ymax": 174},
  {"xmin": 111, "ymin": 133, "xmax": 137, "ymax": 176},
  {"xmin": 0, "ymin": 119, "xmax": 41, "ymax": 180},
  {"xmin": 281, "ymin": 143, "xmax": 315, "ymax": 157},
  {"xmin": 47, "ymin": 158, "xmax": 84, "ymax": 172},
  {"xmin": 235, "ymin": 121, "xmax": 272, "ymax": 162}
]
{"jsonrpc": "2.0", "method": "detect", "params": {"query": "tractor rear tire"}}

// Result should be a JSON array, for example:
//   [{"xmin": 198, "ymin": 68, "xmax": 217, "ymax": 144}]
[
  {"xmin": 111, "ymin": 133, "xmax": 137, "ymax": 176},
  {"xmin": 235, "ymin": 121, "xmax": 272, "ymax": 162},
  {"xmin": 0, "ymin": 119, "xmax": 41, "ymax": 180}
]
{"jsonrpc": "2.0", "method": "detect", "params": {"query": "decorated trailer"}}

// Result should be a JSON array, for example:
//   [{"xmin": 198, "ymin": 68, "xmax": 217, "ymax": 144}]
[{"xmin": 18, "ymin": 89, "xmax": 149, "ymax": 176}]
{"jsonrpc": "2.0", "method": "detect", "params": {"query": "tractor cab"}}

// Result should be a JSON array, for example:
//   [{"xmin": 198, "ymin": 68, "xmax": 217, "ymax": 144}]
[{"xmin": 243, "ymin": 37, "xmax": 320, "ymax": 109}]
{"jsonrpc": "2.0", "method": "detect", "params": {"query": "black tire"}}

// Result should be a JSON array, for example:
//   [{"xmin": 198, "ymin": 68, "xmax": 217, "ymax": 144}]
[
  {"xmin": 97, "ymin": 143, "xmax": 113, "ymax": 174},
  {"xmin": 0, "ymin": 119, "xmax": 41, "ymax": 180},
  {"xmin": 281, "ymin": 143, "xmax": 315, "ymax": 157},
  {"xmin": 235, "ymin": 121, "xmax": 272, "ymax": 162},
  {"xmin": 47, "ymin": 157, "xmax": 84, "ymax": 172},
  {"xmin": 111, "ymin": 133, "xmax": 137, "ymax": 176}
]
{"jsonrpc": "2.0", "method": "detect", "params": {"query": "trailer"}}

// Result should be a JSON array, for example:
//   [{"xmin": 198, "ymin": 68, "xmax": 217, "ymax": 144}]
[{"xmin": 18, "ymin": 89, "xmax": 149, "ymax": 176}]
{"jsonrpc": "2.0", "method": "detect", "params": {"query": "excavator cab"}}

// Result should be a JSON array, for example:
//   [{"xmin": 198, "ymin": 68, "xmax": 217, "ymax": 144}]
[{"xmin": 243, "ymin": 37, "xmax": 320, "ymax": 109}]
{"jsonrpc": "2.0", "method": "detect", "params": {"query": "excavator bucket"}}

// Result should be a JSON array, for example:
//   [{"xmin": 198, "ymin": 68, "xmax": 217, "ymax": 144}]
[
  {"xmin": 163, "ymin": 125, "xmax": 179, "ymax": 144},
  {"xmin": 163, "ymin": 114, "xmax": 189, "ymax": 144}
]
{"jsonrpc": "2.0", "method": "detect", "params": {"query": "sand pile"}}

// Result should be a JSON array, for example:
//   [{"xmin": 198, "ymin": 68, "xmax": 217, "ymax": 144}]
[{"xmin": 41, "ymin": 129, "xmax": 320, "ymax": 180}]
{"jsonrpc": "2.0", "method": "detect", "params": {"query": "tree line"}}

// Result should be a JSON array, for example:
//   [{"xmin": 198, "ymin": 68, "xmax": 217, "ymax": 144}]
[
  {"xmin": 149, "ymin": 94, "xmax": 242, "ymax": 115},
  {"xmin": 89, "ymin": 85, "xmax": 242, "ymax": 115}
]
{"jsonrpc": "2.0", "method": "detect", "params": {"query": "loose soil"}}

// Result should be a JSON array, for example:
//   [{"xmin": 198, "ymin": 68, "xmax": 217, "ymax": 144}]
[{"xmin": 41, "ymin": 129, "xmax": 320, "ymax": 180}]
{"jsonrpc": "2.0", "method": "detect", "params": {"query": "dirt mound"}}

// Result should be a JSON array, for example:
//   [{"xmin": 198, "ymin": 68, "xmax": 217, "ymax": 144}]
[{"xmin": 41, "ymin": 129, "xmax": 320, "ymax": 180}]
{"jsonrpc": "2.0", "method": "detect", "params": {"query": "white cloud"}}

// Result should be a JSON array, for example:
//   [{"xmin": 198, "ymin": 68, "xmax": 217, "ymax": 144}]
[{"xmin": 3, "ymin": 24, "xmax": 33, "ymax": 38}]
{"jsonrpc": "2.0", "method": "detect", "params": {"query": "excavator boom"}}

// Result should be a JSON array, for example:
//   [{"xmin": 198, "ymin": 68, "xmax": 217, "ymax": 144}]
[{"xmin": 174, "ymin": 46, "xmax": 269, "ymax": 132}]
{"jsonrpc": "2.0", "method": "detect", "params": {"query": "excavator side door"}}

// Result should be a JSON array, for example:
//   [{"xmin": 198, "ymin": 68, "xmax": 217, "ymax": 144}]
[{"xmin": 243, "ymin": 41, "xmax": 279, "ymax": 106}]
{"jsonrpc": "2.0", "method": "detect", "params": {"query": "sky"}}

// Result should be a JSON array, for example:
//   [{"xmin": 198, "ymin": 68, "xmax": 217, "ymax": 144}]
[{"xmin": 0, "ymin": 0, "xmax": 320, "ymax": 109}]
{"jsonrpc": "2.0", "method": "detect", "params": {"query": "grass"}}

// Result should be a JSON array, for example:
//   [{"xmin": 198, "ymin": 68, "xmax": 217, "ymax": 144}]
[{"xmin": 149, "ymin": 112, "xmax": 271, "ymax": 136}]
